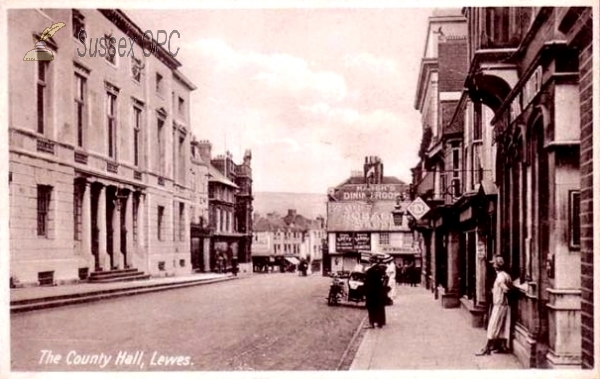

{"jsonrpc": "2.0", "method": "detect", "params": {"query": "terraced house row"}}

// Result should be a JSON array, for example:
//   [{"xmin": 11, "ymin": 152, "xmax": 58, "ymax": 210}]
[
  {"xmin": 8, "ymin": 9, "xmax": 253, "ymax": 286},
  {"xmin": 410, "ymin": 7, "xmax": 593, "ymax": 369}
]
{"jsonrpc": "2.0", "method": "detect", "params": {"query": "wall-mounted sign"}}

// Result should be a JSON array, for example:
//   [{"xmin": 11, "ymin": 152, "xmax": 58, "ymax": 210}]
[
  {"xmin": 329, "ymin": 184, "xmax": 406, "ymax": 202},
  {"xmin": 335, "ymin": 233, "xmax": 354, "ymax": 251},
  {"xmin": 335, "ymin": 232, "xmax": 371, "ymax": 252},
  {"xmin": 354, "ymin": 232, "xmax": 371, "ymax": 250}
]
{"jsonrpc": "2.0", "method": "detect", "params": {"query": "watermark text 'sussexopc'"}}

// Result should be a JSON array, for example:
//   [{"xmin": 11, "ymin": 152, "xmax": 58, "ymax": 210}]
[{"xmin": 76, "ymin": 29, "xmax": 180, "ymax": 58}]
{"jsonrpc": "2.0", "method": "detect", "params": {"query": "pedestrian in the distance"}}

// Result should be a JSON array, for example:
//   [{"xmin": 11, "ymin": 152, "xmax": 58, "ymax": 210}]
[
  {"xmin": 395, "ymin": 263, "xmax": 403, "ymax": 286},
  {"xmin": 363, "ymin": 261, "xmax": 387, "ymax": 328},
  {"xmin": 385, "ymin": 260, "xmax": 396, "ymax": 301},
  {"xmin": 231, "ymin": 257, "xmax": 239, "ymax": 277},
  {"xmin": 476, "ymin": 255, "xmax": 513, "ymax": 356}
]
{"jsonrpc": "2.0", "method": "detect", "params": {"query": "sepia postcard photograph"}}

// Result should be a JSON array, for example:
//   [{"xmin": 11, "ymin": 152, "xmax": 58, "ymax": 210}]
[{"xmin": 0, "ymin": 1, "xmax": 598, "ymax": 378}]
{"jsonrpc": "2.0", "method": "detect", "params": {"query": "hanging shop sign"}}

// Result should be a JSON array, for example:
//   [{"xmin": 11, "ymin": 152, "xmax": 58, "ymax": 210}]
[{"xmin": 406, "ymin": 197, "xmax": 430, "ymax": 221}]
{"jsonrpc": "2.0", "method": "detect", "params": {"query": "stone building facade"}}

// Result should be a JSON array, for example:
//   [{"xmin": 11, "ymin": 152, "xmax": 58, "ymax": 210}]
[
  {"xmin": 555, "ymin": 7, "xmax": 593, "ymax": 369},
  {"xmin": 411, "ymin": 7, "xmax": 594, "ymax": 369},
  {"xmin": 8, "ymin": 9, "xmax": 204, "ymax": 285},
  {"xmin": 411, "ymin": 9, "xmax": 468, "ymax": 300}
]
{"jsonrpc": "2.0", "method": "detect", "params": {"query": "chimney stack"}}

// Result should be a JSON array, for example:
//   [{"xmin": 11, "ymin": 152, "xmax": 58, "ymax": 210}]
[{"xmin": 197, "ymin": 140, "xmax": 212, "ymax": 164}]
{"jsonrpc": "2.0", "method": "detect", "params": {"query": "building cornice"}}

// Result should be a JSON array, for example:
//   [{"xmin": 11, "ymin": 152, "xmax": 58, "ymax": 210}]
[
  {"xmin": 174, "ymin": 70, "xmax": 197, "ymax": 91},
  {"xmin": 99, "ymin": 9, "xmax": 181, "ymax": 70}
]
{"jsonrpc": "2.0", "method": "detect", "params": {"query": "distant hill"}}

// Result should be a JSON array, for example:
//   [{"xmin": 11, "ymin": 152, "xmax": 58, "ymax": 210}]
[{"xmin": 253, "ymin": 192, "xmax": 327, "ymax": 220}]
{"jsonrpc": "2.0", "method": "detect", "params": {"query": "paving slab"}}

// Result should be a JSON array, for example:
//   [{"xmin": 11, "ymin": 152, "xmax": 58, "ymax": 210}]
[
  {"xmin": 10, "ymin": 273, "xmax": 241, "ymax": 312},
  {"xmin": 349, "ymin": 285, "xmax": 523, "ymax": 370},
  {"xmin": 10, "ymin": 273, "xmax": 228, "ymax": 302}
]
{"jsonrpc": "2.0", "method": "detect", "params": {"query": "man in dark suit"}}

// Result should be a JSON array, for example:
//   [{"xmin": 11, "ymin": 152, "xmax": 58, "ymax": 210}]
[{"xmin": 363, "ymin": 262, "xmax": 387, "ymax": 328}]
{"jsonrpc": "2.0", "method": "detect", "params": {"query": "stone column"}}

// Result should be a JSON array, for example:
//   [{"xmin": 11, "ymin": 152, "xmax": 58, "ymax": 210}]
[
  {"xmin": 545, "ymin": 138, "xmax": 582, "ymax": 368},
  {"xmin": 430, "ymin": 229, "xmax": 437, "ymax": 297},
  {"xmin": 97, "ymin": 186, "xmax": 109, "ymax": 271},
  {"xmin": 125, "ymin": 191, "xmax": 134, "ymax": 269},
  {"xmin": 475, "ymin": 237, "xmax": 487, "ymax": 306},
  {"xmin": 442, "ymin": 229, "xmax": 460, "ymax": 308},
  {"xmin": 82, "ymin": 181, "xmax": 93, "ymax": 270},
  {"xmin": 203, "ymin": 237, "xmax": 211, "ymax": 272},
  {"xmin": 140, "ymin": 193, "xmax": 148, "ymax": 273},
  {"xmin": 113, "ymin": 192, "xmax": 123, "ymax": 270}
]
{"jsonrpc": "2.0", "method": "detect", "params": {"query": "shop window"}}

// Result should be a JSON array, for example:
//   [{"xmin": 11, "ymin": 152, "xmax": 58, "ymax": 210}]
[{"xmin": 380, "ymin": 232, "xmax": 390, "ymax": 245}]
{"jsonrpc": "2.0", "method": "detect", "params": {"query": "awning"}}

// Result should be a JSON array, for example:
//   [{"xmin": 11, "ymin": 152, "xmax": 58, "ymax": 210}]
[{"xmin": 285, "ymin": 257, "xmax": 300, "ymax": 265}]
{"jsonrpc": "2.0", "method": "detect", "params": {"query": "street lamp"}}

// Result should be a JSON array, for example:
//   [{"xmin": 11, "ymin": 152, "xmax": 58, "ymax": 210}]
[{"xmin": 391, "ymin": 193, "xmax": 406, "ymax": 226}]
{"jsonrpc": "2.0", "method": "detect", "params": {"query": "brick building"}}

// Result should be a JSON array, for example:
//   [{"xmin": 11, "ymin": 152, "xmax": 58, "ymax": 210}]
[
  {"xmin": 411, "ymin": 9, "xmax": 468, "ymax": 302},
  {"xmin": 555, "ymin": 7, "xmax": 593, "ymax": 369},
  {"xmin": 8, "ymin": 9, "xmax": 206, "ymax": 284},
  {"xmin": 410, "ymin": 7, "xmax": 593, "ymax": 369},
  {"xmin": 462, "ymin": 7, "xmax": 592, "ymax": 368},
  {"xmin": 194, "ymin": 141, "xmax": 254, "ymax": 274}
]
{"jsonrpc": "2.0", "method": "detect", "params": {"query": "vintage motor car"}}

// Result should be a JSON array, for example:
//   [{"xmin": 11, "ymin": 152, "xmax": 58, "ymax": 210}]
[{"xmin": 327, "ymin": 268, "xmax": 366, "ymax": 306}]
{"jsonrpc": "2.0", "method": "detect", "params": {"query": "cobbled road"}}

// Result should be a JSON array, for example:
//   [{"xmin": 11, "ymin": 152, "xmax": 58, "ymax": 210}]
[{"xmin": 11, "ymin": 273, "xmax": 366, "ymax": 371}]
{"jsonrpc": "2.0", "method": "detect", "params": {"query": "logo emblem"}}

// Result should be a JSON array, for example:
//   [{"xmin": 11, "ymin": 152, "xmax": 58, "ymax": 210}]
[{"xmin": 24, "ymin": 22, "xmax": 66, "ymax": 61}]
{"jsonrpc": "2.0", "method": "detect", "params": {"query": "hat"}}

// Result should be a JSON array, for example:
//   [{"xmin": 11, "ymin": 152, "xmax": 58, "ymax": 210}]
[{"xmin": 490, "ymin": 255, "xmax": 505, "ymax": 267}]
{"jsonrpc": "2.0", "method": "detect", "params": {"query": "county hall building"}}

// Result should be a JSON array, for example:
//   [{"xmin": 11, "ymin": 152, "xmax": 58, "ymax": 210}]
[{"xmin": 8, "ymin": 8, "xmax": 206, "ymax": 285}]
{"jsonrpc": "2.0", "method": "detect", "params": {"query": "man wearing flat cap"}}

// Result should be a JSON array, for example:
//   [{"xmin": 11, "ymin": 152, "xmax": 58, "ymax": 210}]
[{"xmin": 476, "ymin": 255, "xmax": 514, "ymax": 356}]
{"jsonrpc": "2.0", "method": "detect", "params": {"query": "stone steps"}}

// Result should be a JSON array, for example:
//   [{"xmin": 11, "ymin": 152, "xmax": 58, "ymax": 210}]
[{"xmin": 88, "ymin": 268, "xmax": 150, "ymax": 283}]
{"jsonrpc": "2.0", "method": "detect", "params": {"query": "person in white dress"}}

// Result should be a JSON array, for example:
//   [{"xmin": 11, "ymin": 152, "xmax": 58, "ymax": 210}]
[
  {"xmin": 385, "ymin": 261, "xmax": 397, "ymax": 300},
  {"xmin": 476, "ymin": 255, "xmax": 513, "ymax": 356}
]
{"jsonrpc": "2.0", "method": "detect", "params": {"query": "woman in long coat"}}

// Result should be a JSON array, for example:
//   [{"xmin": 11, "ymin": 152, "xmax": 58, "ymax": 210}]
[
  {"xmin": 363, "ymin": 263, "xmax": 387, "ymax": 328},
  {"xmin": 476, "ymin": 255, "xmax": 513, "ymax": 355}
]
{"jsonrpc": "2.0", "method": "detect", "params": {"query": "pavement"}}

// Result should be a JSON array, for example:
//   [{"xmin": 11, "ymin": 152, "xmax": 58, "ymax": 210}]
[
  {"xmin": 10, "ymin": 272, "xmax": 241, "ymax": 313},
  {"xmin": 349, "ymin": 284, "xmax": 523, "ymax": 370}
]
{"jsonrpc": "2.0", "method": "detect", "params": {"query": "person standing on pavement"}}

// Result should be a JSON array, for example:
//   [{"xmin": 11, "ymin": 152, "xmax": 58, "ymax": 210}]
[
  {"xmin": 385, "ymin": 260, "xmax": 397, "ymax": 301},
  {"xmin": 231, "ymin": 257, "xmax": 239, "ymax": 276},
  {"xmin": 363, "ymin": 261, "xmax": 387, "ymax": 328},
  {"xmin": 476, "ymin": 255, "xmax": 513, "ymax": 356}
]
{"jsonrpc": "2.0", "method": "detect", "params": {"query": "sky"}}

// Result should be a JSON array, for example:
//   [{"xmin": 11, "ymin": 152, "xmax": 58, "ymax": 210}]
[{"xmin": 126, "ymin": 7, "xmax": 433, "ymax": 193}]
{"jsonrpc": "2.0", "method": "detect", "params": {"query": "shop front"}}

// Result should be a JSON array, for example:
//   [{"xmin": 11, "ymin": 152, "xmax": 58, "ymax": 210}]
[
  {"xmin": 452, "ymin": 185, "xmax": 497, "ymax": 328},
  {"xmin": 211, "ymin": 234, "xmax": 243, "ymax": 273}
]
